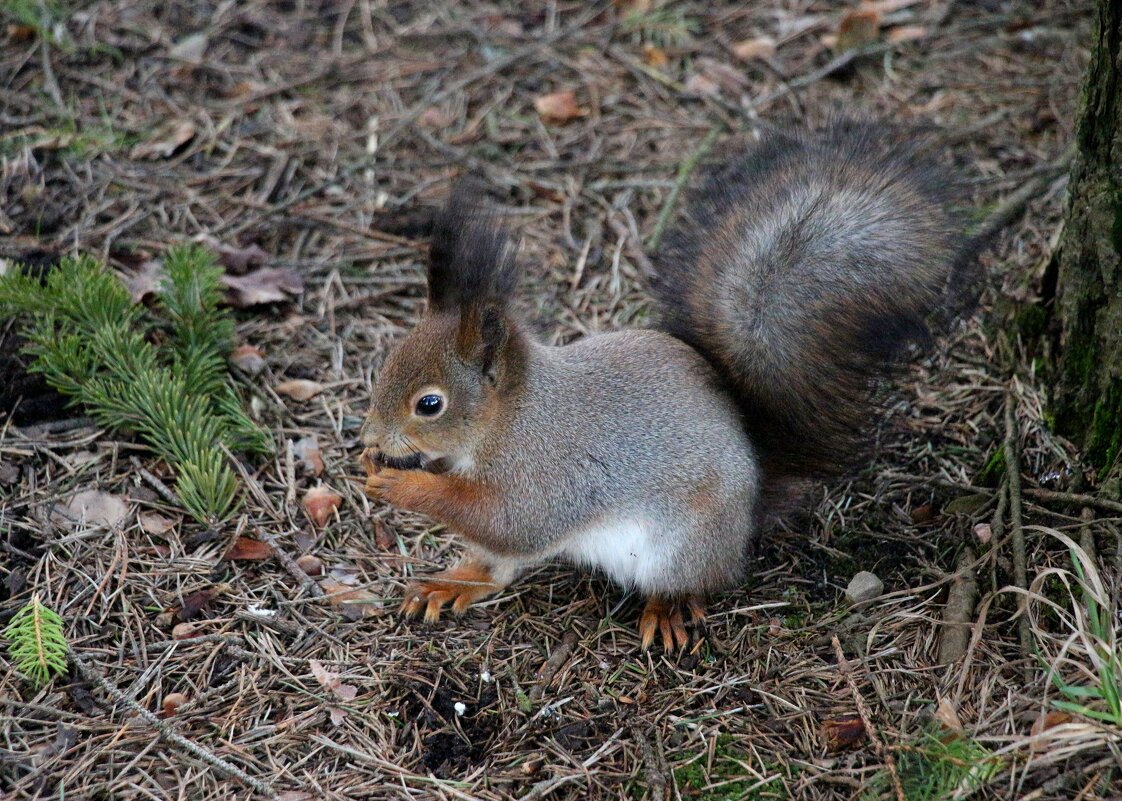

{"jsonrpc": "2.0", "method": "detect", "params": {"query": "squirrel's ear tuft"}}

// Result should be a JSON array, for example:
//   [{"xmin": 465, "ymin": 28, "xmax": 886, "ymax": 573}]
[{"xmin": 427, "ymin": 180, "xmax": 520, "ymax": 314}]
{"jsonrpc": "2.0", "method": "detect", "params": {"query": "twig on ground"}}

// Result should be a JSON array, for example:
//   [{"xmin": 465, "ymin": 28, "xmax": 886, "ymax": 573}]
[
  {"xmin": 130, "ymin": 457, "xmax": 183, "ymax": 507},
  {"xmin": 832, "ymin": 635, "xmax": 906, "ymax": 801},
  {"xmin": 70, "ymin": 652, "xmax": 281, "ymax": 799},
  {"xmin": 530, "ymin": 631, "xmax": 577, "ymax": 702},
  {"xmin": 938, "ymin": 546, "xmax": 979, "ymax": 664},
  {"xmin": 1004, "ymin": 393, "xmax": 1032, "ymax": 670},
  {"xmin": 628, "ymin": 721, "xmax": 669, "ymax": 801},
  {"xmin": 257, "ymin": 529, "xmax": 325, "ymax": 598}
]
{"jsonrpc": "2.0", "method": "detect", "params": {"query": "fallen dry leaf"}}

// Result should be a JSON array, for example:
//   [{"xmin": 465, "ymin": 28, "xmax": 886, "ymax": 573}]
[
  {"xmin": 685, "ymin": 71, "xmax": 720, "ymax": 97},
  {"xmin": 293, "ymin": 436, "xmax": 325, "ymax": 476},
  {"xmin": 642, "ymin": 44, "xmax": 668, "ymax": 68},
  {"xmin": 910, "ymin": 504, "xmax": 934, "ymax": 524},
  {"xmin": 319, "ymin": 578, "xmax": 382, "ymax": 621},
  {"xmin": 130, "ymin": 119, "xmax": 197, "ymax": 160},
  {"xmin": 821, "ymin": 715, "xmax": 866, "ymax": 752},
  {"xmin": 168, "ymin": 32, "xmax": 208, "ymax": 62},
  {"xmin": 934, "ymin": 696, "xmax": 964, "ymax": 733},
  {"xmin": 229, "ymin": 344, "xmax": 267, "ymax": 376},
  {"xmin": 304, "ymin": 485, "xmax": 342, "ymax": 528},
  {"xmin": 1030, "ymin": 710, "xmax": 1073, "ymax": 737},
  {"xmin": 221, "ymin": 267, "xmax": 303, "ymax": 307},
  {"xmin": 309, "ymin": 660, "xmax": 358, "ymax": 701},
  {"xmin": 139, "ymin": 511, "xmax": 176, "ymax": 535},
  {"xmin": 417, "ymin": 106, "xmax": 454, "ymax": 129},
  {"xmin": 119, "ymin": 260, "xmax": 165, "ymax": 303},
  {"xmin": 224, "ymin": 536, "xmax": 274, "ymax": 561},
  {"xmin": 295, "ymin": 554, "xmax": 324, "ymax": 576},
  {"xmin": 61, "ymin": 490, "xmax": 130, "ymax": 529},
  {"xmin": 973, "ymin": 522, "xmax": 992, "ymax": 544},
  {"xmin": 276, "ymin": 379, "xmax": 325, "ymax": 401},
  {"xmin": 732, "ymin": 36, "xmax": 777, "ymax": 61},
  {"xmin": 835, "ymin": 8, "xmax": 881, "ymax": 52},
  {"xmin": 162, "ymin": 692, "xmax": 189, "ymax": 717},
  {"xmin": 194, "ymin": 234, "xmax": 268, "ymax": 274},
  {"xmin": 168, "ymin": 583, "xmax": 230, "ymax": 624},
  {"xmin": 887, "ymin": 25, "xmax": 926, "ymax": 44},
  {"xmin": 534, "ymin": 90, "xmax": 587, "ymax": 124},
  {"xmin": 374, "ymin": 519, "xmax": 395, "ymax": 550}
]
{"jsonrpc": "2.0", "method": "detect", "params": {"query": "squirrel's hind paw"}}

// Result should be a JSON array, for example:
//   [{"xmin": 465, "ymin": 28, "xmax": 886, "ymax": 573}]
[
  {"xmin": 639, "ymin": 595, "xmax": 706, "ymax": 652},
  {"xmin": 400, "ymin": 562, "xmax": 503, "ymax": 623}
]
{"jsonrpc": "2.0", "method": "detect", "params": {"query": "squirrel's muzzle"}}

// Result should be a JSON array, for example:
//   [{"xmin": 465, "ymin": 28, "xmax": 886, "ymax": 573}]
[{"xmin": 361, "ymin": 448, "xmax": 448, "ymax": 474}]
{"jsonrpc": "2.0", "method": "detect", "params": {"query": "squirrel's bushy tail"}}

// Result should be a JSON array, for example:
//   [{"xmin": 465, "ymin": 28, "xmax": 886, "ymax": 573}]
[{"xmin": 651, "ymin": 121, "xmax": 980, "ymax": 481}]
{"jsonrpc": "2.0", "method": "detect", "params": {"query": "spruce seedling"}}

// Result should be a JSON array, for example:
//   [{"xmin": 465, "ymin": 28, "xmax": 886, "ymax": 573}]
[
  {"xmin": 3, "ymin": 595, "xmax": 68, "ymax": 688},
  {"xmin": 0, "ymin": 247, "xmax": 272, "ymax": 523}
]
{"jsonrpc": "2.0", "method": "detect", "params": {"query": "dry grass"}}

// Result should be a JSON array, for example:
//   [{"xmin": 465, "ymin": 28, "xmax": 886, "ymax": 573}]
[{"xmin": 2, "ymin": 1, "xmax": 1119, "ymax": 799}]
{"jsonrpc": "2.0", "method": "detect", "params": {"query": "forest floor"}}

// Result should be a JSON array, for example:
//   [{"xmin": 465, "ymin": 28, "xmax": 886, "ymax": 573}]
[{"xmin": 1, "ymin": 1, "xmax": 1118, "ymax": 800}]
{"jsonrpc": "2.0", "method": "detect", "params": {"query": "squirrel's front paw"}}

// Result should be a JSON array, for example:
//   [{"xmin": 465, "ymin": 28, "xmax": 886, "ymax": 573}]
[{"xmin": 364, "ymin": 465, "xmax": 405, "ymax": 500}]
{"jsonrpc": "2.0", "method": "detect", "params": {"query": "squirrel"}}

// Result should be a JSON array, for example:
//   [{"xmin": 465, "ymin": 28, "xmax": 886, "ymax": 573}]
[{"xmin": 361, "ymin": 120, "xmax": 980, "ymax": 650}]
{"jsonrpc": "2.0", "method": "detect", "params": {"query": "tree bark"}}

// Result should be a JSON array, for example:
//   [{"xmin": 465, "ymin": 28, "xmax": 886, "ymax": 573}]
[{"xmin": 1049, "ymin": 0, "xmax": 1122, "ymax": 473}]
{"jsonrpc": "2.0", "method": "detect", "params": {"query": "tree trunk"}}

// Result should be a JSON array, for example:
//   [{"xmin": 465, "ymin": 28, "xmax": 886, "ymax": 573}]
[{"xmin": 1049, "ymin": 0, "xmax": 1122, "ymax": 473}]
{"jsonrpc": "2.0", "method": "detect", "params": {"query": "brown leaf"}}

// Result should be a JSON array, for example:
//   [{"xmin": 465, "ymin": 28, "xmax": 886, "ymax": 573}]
[
  {"xmin": 309, "ymin": 659, "xmax": 358, "ymax": 701},
  {"xmin": 642, "ymin": 44, "xmax": 668, "ymax": 68},
  {"xmin": 1031, "ymin": 710, "xmax": 1073, "ymax": 737},
  {"xmin": 887, "ymin": 25, "xmax": 926, "ymax": 43},
  {"xmin": 162, "ymin": 692, "xmax": 189, "ymax": 717},
  {"xmin": 194, "ymin": 234, "xmax": 268, "ymax": 274},
  {"xmin": 0, "ymin": 461, "xmax": 20, "ymax": 485},
  {"xmin": 973, "ymin": 522, "xmax": 993, "ymax": 544},
  {"xmin": 933, "ymin": 697, "xmax": 964, "ymax": 733},
  {"xmin": 835, "ymin": 9, "xmax": 881, "ymax": 52},
  {"xmin": 224, "ymin": 536, "xmax": 274, "ymax": 561},
  {"xmin": 319, "ymin": 578, "xmax": 382, "ymax": 620},
  {"xmin": 293, "ymin": 436, "xmax": 325, "ymax": 476},
  {"xmin": 534, "ymin": 90, "xmax": 587, "ymax": 124},
  {"xmin": 139, "ymin": 511, "xmax": 176, "ymax": 535},
  {"xmin": 910, "ymin": 504, "xmax": 934, "ymax": 524},
  {"xmin": 303, "ymin": 485, "xmax": 342, "ymax": 528},
  {"xmin": 229, "ymin": 344, "xmax": 266, "ymax": 376},
  {"xmin": 821, "ymin": 715, "xmax": 867, "ymax": 752},
  {"xmin": 374, "ymin": 519, "xmax": 395, "ymax": 550},
  {"xmin": 276, "ymin": 379, "xmax": 325, "ymax": 401},
  {"xmin": 120, "ymin": 260, "xmax": 165, "ymax": 303},
  {"xmin": 7, "ymin": 24, "xmax": 37, "ymax": 43},
  {"xmin": 685, "ymin": 71, "xmax": 720, "ymax": 97},
  {"xmin": 174, "ymin": 583, "xmax": 230, "ymax": 623},
  {"xmin": 130, "ymin": 119, "xmax": 197, "ymax": 160},
  {"xmin": 295, "ymin": 554, "xmax": 324, "ymax": 576},
  {"xmin": 221, "ymin": 267, "xmax": 303, "ymax": 307},
  {"xmin": 417, "ymin": 107, "xmax": 454, "ymax": 129},
  {"xmin": 732, "ymin": 36, "xmax": 777, "ymax": 61},
  {"xmin": 60, "ymin": 490, "xmax": 131, "ymax": 529}
]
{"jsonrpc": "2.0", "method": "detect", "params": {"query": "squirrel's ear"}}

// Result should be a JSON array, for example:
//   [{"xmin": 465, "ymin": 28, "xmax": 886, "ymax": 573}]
[{"xmin": 457, "ymin": 304, "xmax": 508, "ymax": 384}]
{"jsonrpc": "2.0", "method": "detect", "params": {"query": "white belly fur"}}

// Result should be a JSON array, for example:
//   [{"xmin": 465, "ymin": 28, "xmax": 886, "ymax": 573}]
[{"xmin": 560, "ymin": 517, "xmax": 665, "ymax": 591}]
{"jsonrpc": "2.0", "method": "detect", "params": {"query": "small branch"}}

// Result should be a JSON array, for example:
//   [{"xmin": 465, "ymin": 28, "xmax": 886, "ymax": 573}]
[
  {"xmin": 1004, "ymin": 394, "xmax": 1032, "ymax": 673},
  {"xmin": 529, "ymin": 631, "xmax": 577, "ymax": 702},
  {"xmin": 257, "ymin": 529, "xmax": 324, "ymax": 598},
  {"xmin": 1023, "ymin": 488, "xmax": 1122, "ymax": 515},
  {"xmin": 937, "ymin": 546, "xmax": 979, "ymax": 664},
  {"xmin": 647, "ymin": 125, "xmax": 724, "ymax": 251},
  {"xmin": 628, "ymin": 721, "xmax": 669, "ymax": 801},
  {"xmin": 130, "ymin": 457, "xmax": 183, "ymax": 507},
  {"xmin": 70, "ymin": 653, "xmax": 280, "ymax": 799},
  {"xmin": 832, "ymin": 636, "xmax": 905, "ymax": 801}
]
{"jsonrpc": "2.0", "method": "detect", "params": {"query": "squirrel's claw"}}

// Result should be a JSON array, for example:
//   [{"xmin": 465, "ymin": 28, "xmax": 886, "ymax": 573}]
[
  {"xmin": 639, "ymin": 596, "xmax": 706, "ymax": 652},
  {"xmin": 400, "ymin": 563, "xmax": 503, "ymax": 623}
]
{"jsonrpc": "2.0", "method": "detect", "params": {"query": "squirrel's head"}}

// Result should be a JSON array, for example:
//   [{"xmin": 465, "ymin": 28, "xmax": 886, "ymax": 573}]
[{"xmin": 362, "ymin": 183, "xmax": 523, "ymax": 474}]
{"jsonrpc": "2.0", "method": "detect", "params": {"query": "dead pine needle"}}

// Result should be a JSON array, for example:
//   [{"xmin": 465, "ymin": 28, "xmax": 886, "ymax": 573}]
[{"xmin": 832, "ymin": 635, "xmax": 906, "ymax": 801}]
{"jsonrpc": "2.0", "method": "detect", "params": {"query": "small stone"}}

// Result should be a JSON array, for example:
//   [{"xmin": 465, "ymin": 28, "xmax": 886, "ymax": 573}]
[{"xmin": 845, "ymin": 571, "xmax": 884, "ymax": 604}]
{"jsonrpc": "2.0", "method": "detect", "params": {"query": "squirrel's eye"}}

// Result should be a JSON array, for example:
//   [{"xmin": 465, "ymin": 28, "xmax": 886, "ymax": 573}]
[{"xmin": 415, "ymin": 394, "xmax": 444, "ymax": 417}]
